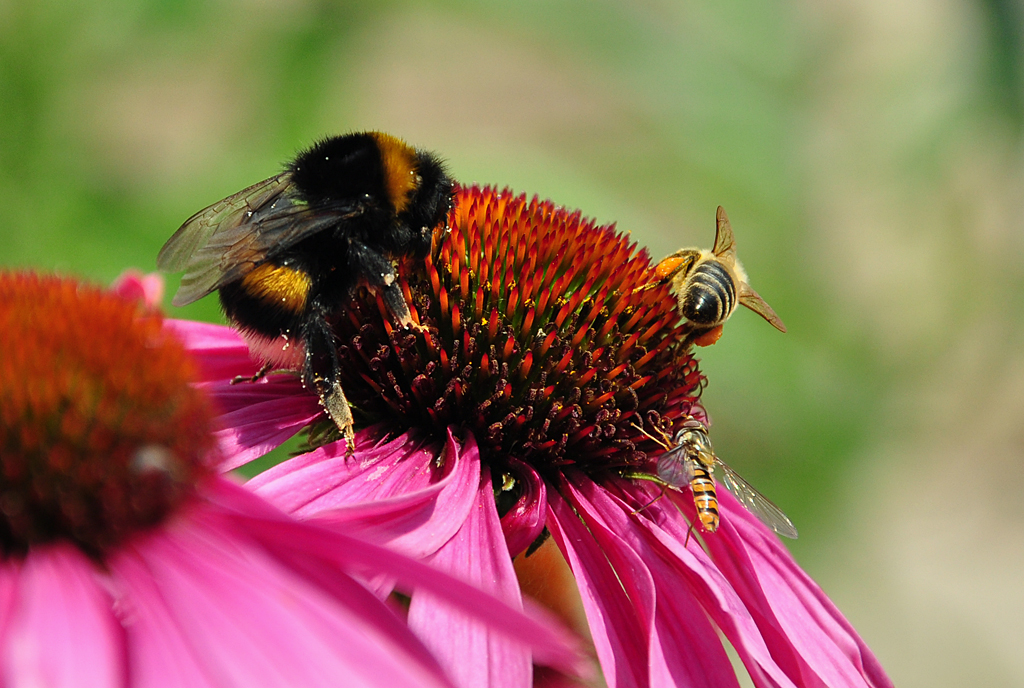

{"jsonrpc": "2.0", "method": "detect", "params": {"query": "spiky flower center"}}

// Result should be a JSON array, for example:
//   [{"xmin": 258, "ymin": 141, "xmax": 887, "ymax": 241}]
[
  {"xmin": 328, "ymin": 186, "xmax": 704, "ymax": 480},
  {"xmin": 0, "ymin": 273, "xmax": 215, "ymax": 557}
]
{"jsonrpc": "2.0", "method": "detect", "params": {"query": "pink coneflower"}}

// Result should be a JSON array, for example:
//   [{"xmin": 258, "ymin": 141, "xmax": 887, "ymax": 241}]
[
  {"xmin": 0, "ymin": 271, "xmax": 577, "ymax": 688},
  {"xmin": 174, "ymin": 185, "xmax": 893, "ymax": 688}
]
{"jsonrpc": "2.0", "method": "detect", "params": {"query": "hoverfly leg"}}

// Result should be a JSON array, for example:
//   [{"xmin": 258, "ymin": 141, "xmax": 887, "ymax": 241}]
[
  {"xmin": 231, "ymin": 361, "xmax": 273, "ymax": 385},
  {"xmin": 683, "ymin": 521, "xmax": 696, "ymax": 548},
  {"xmin": 630, "ymin": 419, "xmax": 672, "ymax": 450},
  {"xmin": 630, "ymin": 487, "xmax": 666, "ymax": 516}
]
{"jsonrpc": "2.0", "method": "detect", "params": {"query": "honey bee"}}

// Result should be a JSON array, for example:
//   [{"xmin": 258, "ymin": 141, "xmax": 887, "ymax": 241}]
[
  {"xmin": 639, "ymin": 417, "xmax": 798, "ymax": 539},
  {"xmin": 652, "ymin": 206, "xmax": 785, "ymax": 346},
  {"xmin": 158, "ymin": 132, "xmax": 453, "ymax": 451}
]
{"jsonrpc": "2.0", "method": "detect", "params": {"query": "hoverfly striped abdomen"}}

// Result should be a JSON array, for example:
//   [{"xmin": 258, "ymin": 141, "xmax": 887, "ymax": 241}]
[
  {"xmin": 659, "ymin": 420, "xmax": 721, "ymax": 533},
  {"xmin": 651, "ymin": 415, "xmax": 798, "ymax": 539},
  {"xmin": 680, "ymin": 260, "xmax": 736, "ymax": 327},
  {"xmin": 686, "ymin": 460, "xmax": 720, "ymax": 532}
]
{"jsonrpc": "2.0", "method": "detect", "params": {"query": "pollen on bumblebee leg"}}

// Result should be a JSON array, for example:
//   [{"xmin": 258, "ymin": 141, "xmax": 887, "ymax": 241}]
[
  {"xmin": 0, "ymin": 272, "xmax": 216, "ymax": 557},
  {"xmin": 327, "ymin": 185, "xmax": 707, "ymax": 482}
]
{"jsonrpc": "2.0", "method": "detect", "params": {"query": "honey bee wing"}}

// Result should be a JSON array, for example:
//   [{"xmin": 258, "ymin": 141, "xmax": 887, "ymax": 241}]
[
  {"xmin": 737, "ymin": 282, "xmax": 787, "ymax": 333},
  {"xmin": 656, "ymin": 445, "xmax": 695, "ymax": 488},
  {"xmin": 712, "ymin": 206, "xmax": 737, "ymax": 261},
  {"xmin": 715, "ymin": 460, "xmax": 798, "ymax": 539},
  {"xmin": 158, "ymin": 174, "xmax": 362, "ymax": 306}
]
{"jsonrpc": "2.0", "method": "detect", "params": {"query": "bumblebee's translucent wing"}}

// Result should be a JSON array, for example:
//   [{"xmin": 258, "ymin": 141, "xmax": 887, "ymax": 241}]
[
  {"xmin": 715, "ymin": 460, "xmax": 798, "ymax": 539},
  {"xmin": 158, "ymin": 173, "xmax": 362, "ymax": 306},
  {"xmin": 158, "ymin": 175, "xmax": 290, "ymax": 272},
  {"xmin": 656, "ymin": 446, "xmax": 695, "ymax": 488}
]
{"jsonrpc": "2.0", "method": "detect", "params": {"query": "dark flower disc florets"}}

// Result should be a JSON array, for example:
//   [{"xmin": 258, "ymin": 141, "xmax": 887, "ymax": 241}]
[
  {"xmin": 328, "ymin": 185, "xmax": 704, "ymax": 479},
  {"xmin": 0, "ymin": 273, "xmax": 216, "ymax": 557}
]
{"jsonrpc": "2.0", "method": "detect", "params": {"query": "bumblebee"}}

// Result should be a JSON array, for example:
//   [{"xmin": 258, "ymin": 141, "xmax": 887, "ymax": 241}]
[
  {"xmin": 651, "ymin": 206, "xmax": 786, "ymax": 346},
  {"xmin": 157, "ymin": 132, "xmax": 453, "ymax": 450},
  {"xmin": 641, "ymin": 417, "xmax": 797, "ymax": 539}
]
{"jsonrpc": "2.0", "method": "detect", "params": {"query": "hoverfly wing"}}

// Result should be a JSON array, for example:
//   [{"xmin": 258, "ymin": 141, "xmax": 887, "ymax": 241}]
[
  {"xmin": 656, "ymin": 445, "xmax": 695, "ymax": 488},
  {"xmin": 715, "ymin": 460, "xmax": 798, "ymax": 539},
  {"xmin": 158, "ymin": 173, "xmax": 363, "ymax": 306}
]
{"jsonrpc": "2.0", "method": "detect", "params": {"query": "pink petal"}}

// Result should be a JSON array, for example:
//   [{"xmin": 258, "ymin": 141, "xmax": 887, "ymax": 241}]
[
  {"xmin": 704, "ymin": 491, "xmax": 893, "ymax": 688},
  {"xmin": 206, "ymin": 478, "xmax": 584, "ymax": 675},
  {"xmin": 646, "ymin": 553, "xmax": 742, "ymax": 688},
  {"xmin": 547, "ymin": 485, "xmax": 650, "ymax": 688},
  {"xmin": 249, "ymin": 429, "xmax": 478, "ymax": 559},
  {"xmin": 107, "ymin": 553, "xmax": 220, "ymax": 688},
  {"xmin": 499, "ymin": 458, "xmax": 547, "ymax": 557},
  {"xmin": 203, "ymin": 373, "xmax": 308, "ymax": 415},
  {"xmin": 0, "ymin": 563, "xmax": 19, "ymax": 645},
  {"xmin": 249, "ymin": 428, "xmax": 445, "ymax": 512},
  {"xmin": 207, "ymin": 376, "xmax": 321, "ymax": 470},
  {"xmin": 564, "ymin": 473, "xmax": 787, "ymax": 688},
  {"xmin": 163, "ymin": 320, "xmax": 261, "ymax": 382},
  {"xmin": 165, "ymin": 319, "xmax": 324, "ymax": 467},
  {"xmin": 164, "ymin": 319, "xmax": 245, "ymax": 352},
  {"xmin": 604, "ymin": 477, "xmax": 800, "ymax": 688},
  {"xmin": 111, "ymin": 270, "xmax": 164, "ymax": 307},
  {"xmin": 2, "ymin": 545, "xmax": 125, "ymax": 688},
  {"xmin": 110, "ymin": 502, "xmax": 454, "ymax": 688},
  {"xmin": 407, "ymin": 452, "xmax": 530, "ymax": 688}
]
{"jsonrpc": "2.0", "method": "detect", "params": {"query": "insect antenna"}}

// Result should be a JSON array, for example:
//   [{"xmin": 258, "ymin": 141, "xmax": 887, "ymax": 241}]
[{"xmin": 630, "ymin": 419, "xmax": 672, "ymax": 449}]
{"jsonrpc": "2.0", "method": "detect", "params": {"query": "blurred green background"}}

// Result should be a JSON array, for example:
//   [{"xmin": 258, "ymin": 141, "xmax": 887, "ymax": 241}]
[{"xmin": 4, "ymin": 0, "xmax": 1024, "ymax": 685}]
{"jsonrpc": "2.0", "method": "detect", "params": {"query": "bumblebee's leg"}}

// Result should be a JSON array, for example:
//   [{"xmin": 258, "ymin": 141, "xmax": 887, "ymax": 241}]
[
  {"xmin": 348, "ymin": 240, "xmax": 423, "ymax": 331},
  {"xmin": 230, "ymin": 361, "xmax": 273, "ymax": 385},
  {"xmin": 321, "ymin": 379, "xmax": 355, "ymax": 455},
  {"xmin": 302, "ymin": 309, "xmax": 356, "ymax": 454}
]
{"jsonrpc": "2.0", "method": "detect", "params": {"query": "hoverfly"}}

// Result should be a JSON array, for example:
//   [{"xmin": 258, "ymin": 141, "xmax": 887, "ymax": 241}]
[{"xmin": 634, "ymin": 416, "xmax": 798, "ymax": 539}]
